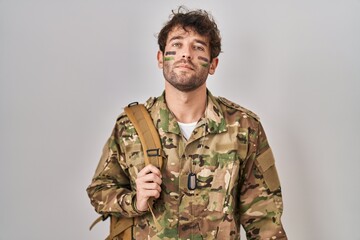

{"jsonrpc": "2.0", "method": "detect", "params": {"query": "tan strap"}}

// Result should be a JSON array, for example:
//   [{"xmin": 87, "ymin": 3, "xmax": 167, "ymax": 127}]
[
  {"xmin": 124, "ymin": 103, "xmax": 163, "ymax": 232},
  {"xmin": 109, "ymin": 217, "xmax": 133, "ymax": 239},
  {"xmin": 124, "ymin": 103, "xmax": 163, "ymax": 169},
  {"xmin": 90, "ymin": 103, "xmax": 164, "ymax": 239},
  {"xmin": 89, "ymin": 215, "xmax": 106, "ymax": 231}
]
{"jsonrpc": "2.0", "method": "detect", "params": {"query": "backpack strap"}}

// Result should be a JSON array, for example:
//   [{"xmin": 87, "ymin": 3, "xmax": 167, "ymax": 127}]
[
  {"xmin": 90, "ymin": 102, "xmax": 163, "ymax": 239},
  {"xmin": 124, "ymin": 102, "xmax": 163, "ymax": 232},
  {"xmin": 124, "ymin": 102, "xmax": 163, "ymax": 169},
  {"xmin": 107, "ymin": 216, "xmax": 133, "ymax": 240},
  {"xmin": 89, "ymin": 214, "xmax": 108, "ymax": 231}
]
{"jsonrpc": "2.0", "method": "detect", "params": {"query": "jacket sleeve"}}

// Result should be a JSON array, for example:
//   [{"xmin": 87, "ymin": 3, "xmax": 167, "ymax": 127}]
[
  {"xmin": 240, "ymin": 122, "xmax": 287, "ymax": 239},
  {"xmin": 86, "ymin": 123, "xmax": 146, "ymax": 218}
]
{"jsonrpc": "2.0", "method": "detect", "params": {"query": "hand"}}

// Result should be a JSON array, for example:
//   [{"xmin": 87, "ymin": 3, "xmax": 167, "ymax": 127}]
[{"xmin": 135, "ymin": 164, "xmax": 162, "ymax": 212}]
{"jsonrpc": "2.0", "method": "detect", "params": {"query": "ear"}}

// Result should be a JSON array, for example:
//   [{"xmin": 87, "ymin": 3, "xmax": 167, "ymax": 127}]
[
  {"xmin": 157, "ymin": 51, "xmax": 164, "ymax": 69},
  {"xmin": 208, "ymin": 57, "xmax": 219, "ymax": 75}
]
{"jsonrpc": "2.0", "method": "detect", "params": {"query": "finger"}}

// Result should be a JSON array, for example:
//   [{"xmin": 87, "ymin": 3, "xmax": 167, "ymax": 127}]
[
  {"xmin": 137, "ymin": 164, "xmax": 162, "ymax": 178},
  {"xmin": 141, "ymin": 189, "xmax": 161, "ymax": 199},
  {"xmin": 137, "ymin": 164, "xmax": 162, "ymax": 177},
  {"xmin": 137, "ymin": 173, "xmax": 162, "ymax": 185},
  {"xmin": 139, "ymin": 182, "xmax": 162, "ymax": 192}
]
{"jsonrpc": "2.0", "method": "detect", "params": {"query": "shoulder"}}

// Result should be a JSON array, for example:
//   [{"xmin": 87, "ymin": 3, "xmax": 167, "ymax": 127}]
[
  {"xmin": 217, "ymin": 96, "xmax": 260, "ymax": 121},
  {"xmin": 115, "ymin": 96, "xmax": 157, "ymax": 124},
  {"xmin": 144, "ymin": 96, "xmax": 157, "ymax": 110}
]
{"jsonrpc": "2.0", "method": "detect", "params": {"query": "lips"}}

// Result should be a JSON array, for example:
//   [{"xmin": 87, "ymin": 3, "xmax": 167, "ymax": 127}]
[
  {"xmin": 175, "ymin": 60, "xmax": 195, "ymax": 70},
  {"xmin": 176, "ymin": 64, "xmax": 194, "ymax": 70}
]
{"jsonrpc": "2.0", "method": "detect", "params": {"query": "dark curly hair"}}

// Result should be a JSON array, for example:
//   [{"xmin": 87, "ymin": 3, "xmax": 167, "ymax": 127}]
[{"xmin": 158, "ymin": 6, "xmax": 222, "ymax": 61}]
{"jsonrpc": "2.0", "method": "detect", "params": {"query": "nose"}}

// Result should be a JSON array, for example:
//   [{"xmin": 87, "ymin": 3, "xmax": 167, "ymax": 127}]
[
  {"xmin": 182, "ymin": 54, "xmax": 192, "ymax": 60},
  {"xmin": 182, "ymin": 45, "xmax": 193, "ymax": 60}
]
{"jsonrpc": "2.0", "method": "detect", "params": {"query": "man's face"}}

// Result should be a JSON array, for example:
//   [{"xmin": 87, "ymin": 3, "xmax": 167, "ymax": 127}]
[{"xmin": 157, "ymin": 26, "xmax": 218, "ymax": 92}]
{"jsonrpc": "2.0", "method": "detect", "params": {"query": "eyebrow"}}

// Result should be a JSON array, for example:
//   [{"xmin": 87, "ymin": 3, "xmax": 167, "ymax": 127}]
[
  {"xmin": 168, "ymin": 35, "xmax": 184, "ymax": 42},
  {"xmin": 168, "ymin": 36, "xmax": 208, "ymax": 47},
  {"xmin": 194, "ymin": 39, "xmax": 208, "ymax": 47}
]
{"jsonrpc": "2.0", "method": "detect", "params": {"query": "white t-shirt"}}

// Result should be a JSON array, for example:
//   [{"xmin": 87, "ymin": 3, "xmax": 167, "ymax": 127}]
[{"xmin": 177, "ymin": 121, "xmax": 197, "ymax": 140}]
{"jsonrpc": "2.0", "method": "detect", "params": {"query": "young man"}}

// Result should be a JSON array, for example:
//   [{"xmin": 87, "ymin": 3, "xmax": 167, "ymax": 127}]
[{"xmin": 87, "ymin": 7, "xmax": 287, "ymax": 240}]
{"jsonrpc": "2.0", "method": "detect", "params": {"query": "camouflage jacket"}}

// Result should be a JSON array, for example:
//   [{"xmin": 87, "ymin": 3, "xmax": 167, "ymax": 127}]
[{"xmin": 87, "ymin": 91, "xmax": 287, "ymax": 240}]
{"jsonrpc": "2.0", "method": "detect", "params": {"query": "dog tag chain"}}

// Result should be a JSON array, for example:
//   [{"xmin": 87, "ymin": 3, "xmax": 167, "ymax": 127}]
[{"xmin": 186, "ymin": 99, "xmax": 208, "ymax": 191}]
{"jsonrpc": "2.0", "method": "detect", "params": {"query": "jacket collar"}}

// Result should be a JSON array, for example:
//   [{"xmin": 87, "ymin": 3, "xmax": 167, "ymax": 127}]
[{"xmin": 146, "ymin": 89, "xmax": 227, "ymax": 138}]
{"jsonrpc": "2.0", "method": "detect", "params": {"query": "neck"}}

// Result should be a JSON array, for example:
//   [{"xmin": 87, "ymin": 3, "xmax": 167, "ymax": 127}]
[{"xmin": 165, "ymin": 83, "xmax": 207, "ymax": 123}]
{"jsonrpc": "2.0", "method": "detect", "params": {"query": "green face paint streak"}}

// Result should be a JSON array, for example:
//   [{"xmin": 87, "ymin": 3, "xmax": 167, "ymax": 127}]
[
  {"xmin": 164, "ymin": 56, "xmax": 174, "ymax": 61},
  {"xmin": 198, "ymin": 56, "xmax": 210, "ymax": 67}
]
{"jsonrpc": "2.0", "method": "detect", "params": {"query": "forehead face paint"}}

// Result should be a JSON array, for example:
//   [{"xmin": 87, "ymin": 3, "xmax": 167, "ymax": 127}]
[{"xmin": 198, "ymin": 56, "xmax": 210, "ymax": 67}]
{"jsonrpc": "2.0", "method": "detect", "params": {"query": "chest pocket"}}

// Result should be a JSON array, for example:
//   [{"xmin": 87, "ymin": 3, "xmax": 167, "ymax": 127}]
[
  {"xmin": 124, "ymin": 143, "xmax": 145, "ymax": 181},
  {"xmin": 204, "ymin": 142, "xmax": 238, "ymax": 213}
]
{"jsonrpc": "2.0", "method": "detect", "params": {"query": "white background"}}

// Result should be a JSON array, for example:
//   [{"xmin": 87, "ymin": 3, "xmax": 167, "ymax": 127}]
[{"xmin": 1, "ymin": 1, "xmax": 359, "ymax": 239}]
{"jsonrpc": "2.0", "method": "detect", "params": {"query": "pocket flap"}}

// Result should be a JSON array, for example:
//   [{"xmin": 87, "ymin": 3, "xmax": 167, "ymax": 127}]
[
  {"xmin": 262, "ymin": 166, "xmax": 280, "ymax": 192},
  {"xmin": 256, "ymin": 148, "xmax": 280, "ymax": 192},
  {"xmin": 256, "ymin": 148, "xmax": 275, "ymax": 172},
  {"xmin": 125, "ymin": 143, "xmax": 142, "ymax": 153},
  {"xmin": 215, "ymin": 142, "xmax": 237, "ymax": 152}
]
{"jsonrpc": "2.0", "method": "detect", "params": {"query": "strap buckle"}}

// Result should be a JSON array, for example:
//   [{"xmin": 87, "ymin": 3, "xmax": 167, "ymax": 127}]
[
  {"xmin": 127, "ymin": 102, "xmax": 139, "ymax": 107},
  {"xmin": 147, "ymin": 148, "xmax": 161, "ymax": 157}
]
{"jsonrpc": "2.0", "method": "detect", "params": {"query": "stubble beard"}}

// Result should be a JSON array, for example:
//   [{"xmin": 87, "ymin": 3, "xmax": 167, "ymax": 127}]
[{"xmin": 163, "ymin": 60, "xmax": 209, "ymax": 92}]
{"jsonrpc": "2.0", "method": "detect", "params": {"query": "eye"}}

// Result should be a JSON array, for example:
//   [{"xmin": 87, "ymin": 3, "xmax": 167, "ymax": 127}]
[
  {"xmin": 172, "ymin": 42, "xmax": 182, "ymax": 48},
  {"xmin": 194, "ymin": 45, "xmax": 205, "ymax": 51}
]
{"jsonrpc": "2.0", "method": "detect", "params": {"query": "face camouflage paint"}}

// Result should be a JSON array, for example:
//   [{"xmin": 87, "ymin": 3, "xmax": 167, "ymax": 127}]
[
  {"xmin": 198, "ymin": 56, "xmax": 209, "ymax": 62},
  {"xmin": 164, "ymin": 56, "xmax": 175, "ymax": 61},
  {"xmin": 198, "ymin": 56, "xmax": 210, "ymax": 67},
  {"xmin": 164, "ymin": 51, "xmax": 176, "ymax": 61},
  {"xmin": 165, "ymin": 51, "xmax": 176, "ymax": 56}
]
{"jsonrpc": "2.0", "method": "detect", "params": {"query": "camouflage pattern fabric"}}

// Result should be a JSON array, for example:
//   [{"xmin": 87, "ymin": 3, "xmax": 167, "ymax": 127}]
[{"xmin": 87, "ymin": 90, "xmax": 287, "ymax": 240}]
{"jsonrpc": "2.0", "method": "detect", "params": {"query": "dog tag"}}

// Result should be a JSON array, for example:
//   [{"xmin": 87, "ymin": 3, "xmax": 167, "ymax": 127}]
[{"xmin": 188, "ymin": 173, "xmax": 197, "ymax": 190}]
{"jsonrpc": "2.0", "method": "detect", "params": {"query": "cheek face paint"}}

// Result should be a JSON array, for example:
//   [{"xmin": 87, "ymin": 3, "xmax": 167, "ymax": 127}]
[
  {"xmin": 164, "ymin": 51, "xmax": 176, "ymax": 61},
  {"xmin": 198, "ymin": 56, "xmax": 210, "ymax": 67},
  {"xmin": 165, "ymin": 51, "xmax": 176, "ymax": 56}
]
